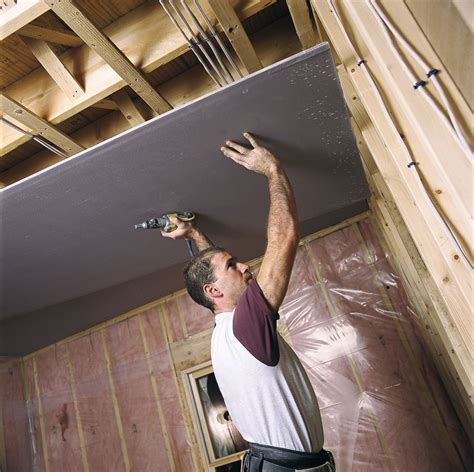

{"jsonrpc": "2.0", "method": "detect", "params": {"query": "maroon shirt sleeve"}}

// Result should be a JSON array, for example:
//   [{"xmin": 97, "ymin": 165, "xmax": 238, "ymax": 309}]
[{"xmin": 233, "ymin": 279, "xmax": 280, "ymax": 366}]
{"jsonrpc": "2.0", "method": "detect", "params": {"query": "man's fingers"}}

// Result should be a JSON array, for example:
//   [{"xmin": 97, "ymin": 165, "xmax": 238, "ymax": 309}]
[
  {"xmin": 221, "ymin": 146, "xmax": 246, "ymax": 163},
  {"xmin": 243, "ymin": 132, "xmax": 258, "ymax": 148},
  {"xmin": 225, "ymin": 140, "xmax": 249, "ymax": 155}
]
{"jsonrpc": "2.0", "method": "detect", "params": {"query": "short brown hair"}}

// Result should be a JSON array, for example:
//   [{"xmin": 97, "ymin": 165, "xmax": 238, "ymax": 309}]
[{"xmin": 183, "ymin": 247, "xmax": 226, "ymax": 311}]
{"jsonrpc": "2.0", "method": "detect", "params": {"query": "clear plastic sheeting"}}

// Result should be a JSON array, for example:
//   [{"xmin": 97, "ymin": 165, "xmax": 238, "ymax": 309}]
[
  {"xmin": 278, "ymin": 220, "xmax": 470, "ymax": 471},
  {"xmin": 0, "ymin": 218, "xmax": 471, "ymax": 471}
]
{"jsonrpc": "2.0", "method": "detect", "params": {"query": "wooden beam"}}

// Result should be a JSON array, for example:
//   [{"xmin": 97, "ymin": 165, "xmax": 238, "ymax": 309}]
[
  {"xmin": 0, "ymin": 0, "xmax": 271, "ymax": 156},
  {"xmin": 0, "ymin": 0, "xmax": 50, "ymax": 40},
  {"xmin": 91, "ymin": 99, "xmax": 120, "ymax": 111},
  {"xmin": 286, "ymin": 0, "xmax": 317, "ymax": 49},
  {"xmin": 43, "ymin": 0, "xmax": 171, "ymax": 115},
  {"xmin": 339, "ymin": 0, "xmax": 472, "ymax": 259},
  {"xmin": 0, "ymin": 94, "xmax": 84, "ymax": 156},
  {"xmin": 112, "ymin": 89, "xmax": 146, "ymax": 127},
  {"xmin": 0, "ymin": 16, "xmax": 298, "ymax": 186},
  {"xmin": 206, "ymin": 0, "xmax": 262, "ymax": 73},
  {"xmin": 18, "ymin": 24, "xmax": 83, "ymax": 47},
  {"xmin": 20, "ymin": 36, "xmax": 85, "ymax": 101}
]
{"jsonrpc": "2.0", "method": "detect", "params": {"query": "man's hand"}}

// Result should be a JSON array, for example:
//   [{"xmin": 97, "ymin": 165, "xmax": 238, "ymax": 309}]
[
  {"xmin": 160, "ymin": 215, "xmax": 195, "ymax": 240},
  {"xmin": 160, "ymin": 215, "xmax": 214, "ymax": 252},
  {"xmin": 220, "ymin": 132, "xmax": 279, "ymax": 177}
]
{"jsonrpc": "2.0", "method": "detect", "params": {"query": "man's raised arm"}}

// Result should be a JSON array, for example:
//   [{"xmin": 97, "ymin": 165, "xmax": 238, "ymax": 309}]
[{"xmin": 221, "ymin": 133, "xmax": 299, "ymax": 311}]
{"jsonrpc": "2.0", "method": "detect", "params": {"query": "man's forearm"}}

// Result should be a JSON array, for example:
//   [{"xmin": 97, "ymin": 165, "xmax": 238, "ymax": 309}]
[
  {"xmin": 189, "ymin": 227, "xmax": 214, "ymax": 252},
  {"xmin": 266, "ymin": 165, "xmax": 299, "ymax": 245}
]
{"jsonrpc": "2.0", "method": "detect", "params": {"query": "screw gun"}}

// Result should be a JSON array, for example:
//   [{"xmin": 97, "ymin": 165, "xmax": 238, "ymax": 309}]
[{"xmin": 134, "ymin": 211, "xmax": 196, "ymax": 256}]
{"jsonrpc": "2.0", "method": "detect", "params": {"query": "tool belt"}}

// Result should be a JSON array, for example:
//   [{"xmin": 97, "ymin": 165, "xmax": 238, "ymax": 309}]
[{"xmin": 243, "ymin": 443, "xmax": 335, "ymax": 472}]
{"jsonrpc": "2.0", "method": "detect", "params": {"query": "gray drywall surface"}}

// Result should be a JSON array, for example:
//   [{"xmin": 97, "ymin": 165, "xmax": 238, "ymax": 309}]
[{"xmin": 0, "ymin": 44, "xmax": 369, "ymax": 354}]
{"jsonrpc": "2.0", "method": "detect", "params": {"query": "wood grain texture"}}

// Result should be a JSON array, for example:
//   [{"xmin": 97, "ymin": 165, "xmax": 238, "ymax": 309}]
[
  {"xmin": 0, "ymin": 93, "xmax": 84, "ymax": 155},
  {"xmin": 206, "ymin": 0, "xmax": 262, "ymax": 73},
  {"xmin": 20, "ymin": 36, "xmax": 85, "ymax": 100},
  {"xmin": 0, "ymin": 0, "xmax": 272, "ymax": 156}
]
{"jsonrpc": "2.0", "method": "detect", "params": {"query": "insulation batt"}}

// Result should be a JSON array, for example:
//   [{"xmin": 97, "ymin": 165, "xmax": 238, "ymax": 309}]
[{"xmin": 1, "ymin": 219, "xmax": 470, "ymax": 471}]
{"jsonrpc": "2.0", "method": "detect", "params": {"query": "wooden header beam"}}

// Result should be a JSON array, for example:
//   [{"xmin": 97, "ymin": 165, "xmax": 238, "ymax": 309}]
[
  {"xmin": 0, "ymin": 94, "xmax": 84, "ymax": 156},
  {"xmin": 43, "ymin": 0, "xmax": 171, "ymax": 115}
]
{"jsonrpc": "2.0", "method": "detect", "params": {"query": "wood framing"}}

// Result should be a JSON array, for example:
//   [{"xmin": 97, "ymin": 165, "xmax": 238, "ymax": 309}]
[
  {"xmin": 206, "ymin": 0, "xmax": 263, "ymax": 73},
  {"xmin": 0, "ymin": 94, "xmax": 84, "ymax": 156},
  {"xmin": 112, "ymin": 89, "xmax": 146, "ymax": 127},
  {"xmin": 43, "ymin": 0, "xmax": 171, "ymax": 115},
  {"xmin": 311, "ymin": 0, "xmax": 472, "ymax": 357},
  {"xmin": 286, "ymin": 0, "xmax": 317, "ymax": 49},
  {"xmin": 340, "ymin": 0, "xmax": 472, "ymax": 260},
  {"xmin": 335, "ymin": 61, "xmax": 472, "ymax": 429},
  {"xmin": 0, "ymin": 0, "xmax": 50, "ymax": 40},
  {"xmin": 0, "ymin": 0, "xmax": 273, "ymax": 157},
  {"xmin": 20, "ymin": 36, "xmax": 85, "ymax": 101},
  {"xmin": 0, "ymin": 16, "xmax": 299, "ymax": 186},
  {"xmin": 18, "ymin": 24, "xmax": 83, "ymax": 47}
]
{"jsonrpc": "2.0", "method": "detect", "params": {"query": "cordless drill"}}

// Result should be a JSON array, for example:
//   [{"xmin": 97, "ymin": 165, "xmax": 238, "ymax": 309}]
[{"xmin": 134, "ymin": 211, "xmax": 196, "ymax": 256}]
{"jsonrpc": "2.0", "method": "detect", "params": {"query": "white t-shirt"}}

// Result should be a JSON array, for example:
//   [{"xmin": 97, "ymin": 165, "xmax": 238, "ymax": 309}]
[{"xmin": 211, "ymin": 280, "xmax": 324, "ymax": 452}]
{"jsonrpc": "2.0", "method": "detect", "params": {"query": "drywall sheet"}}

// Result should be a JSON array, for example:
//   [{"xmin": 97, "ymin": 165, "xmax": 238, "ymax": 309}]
[
  {"xmin": 0, "ymin": 44, "xmax": 369, "ymax": 353},
  {"xmin": 5, "ymin": 220, "xmax": 470, "ymax": 471}
]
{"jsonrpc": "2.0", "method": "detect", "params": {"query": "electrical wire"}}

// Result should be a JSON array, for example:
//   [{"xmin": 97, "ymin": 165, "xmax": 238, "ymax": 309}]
[
  {"xmin": 325, "ymin": 0, "xmax": 473, "ymax": 270},
  {"xmin": 367, "ymin": 0, "xmax": 472, "ymax": 160}
]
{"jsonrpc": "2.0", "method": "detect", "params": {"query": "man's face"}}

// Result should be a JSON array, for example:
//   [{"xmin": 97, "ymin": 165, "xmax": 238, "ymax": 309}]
[{"xmin": 210, "ymin": 251, "xmax": 253, "ymax": 308}]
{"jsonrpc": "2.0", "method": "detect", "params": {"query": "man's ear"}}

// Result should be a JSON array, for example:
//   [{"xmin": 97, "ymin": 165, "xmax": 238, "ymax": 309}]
[{"xmin": 203, "ymin": 283, "xmax": 222, "ymax": 300}]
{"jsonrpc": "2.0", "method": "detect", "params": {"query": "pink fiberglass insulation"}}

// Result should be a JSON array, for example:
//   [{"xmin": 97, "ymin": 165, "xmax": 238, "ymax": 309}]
[
  {"xmin": 0, "ymin": 359, "xmax": 31, "ymax": 471},
  {"xmin": 2, "ymin": 218, "xmax": 470, "ymax": 470}
]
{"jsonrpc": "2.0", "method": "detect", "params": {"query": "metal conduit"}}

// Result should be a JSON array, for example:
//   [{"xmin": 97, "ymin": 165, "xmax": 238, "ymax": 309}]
[
  {"xmin": 180, "ymin": 0, "xmax": 233, "ymax": 83},
  {"xmin": 0, "ymin": 116, "xmax": 68, "ymax": 159},
  {"xmin": 159, "ymin": 0, "xmax": 222, "ymax": 87},
  {"xmin": 193, "ymin": 0, "xmax": 243, "ymax": 78},
  {"xmin": 168, "ymin": 0, "xmax": 227, "ymax": 86}
]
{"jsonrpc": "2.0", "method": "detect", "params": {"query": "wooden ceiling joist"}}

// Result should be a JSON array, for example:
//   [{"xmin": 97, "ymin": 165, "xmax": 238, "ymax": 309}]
[
  {"xmin": 43, "ymin": 0, "xmax": 171, "ymax": 116},
  {"xmin": 286, "ymin": 0, "xmax": 317, "ymax": 50},
  {"xmin": 18, "ymin": 24, "xmax": 83, "ymax": 47},
  {"xmin": 0, "ymin": 0, "xmax": 272, "ymax": 157},
  {"xmin": 0, "ymin": 0, "xmax": 50, "ymax": 40},
  {"xmin": 113, "ymin": 89, "xmax": 146, "ymax": 128},
  {"xmin": 206, "ymin": 0, "xmax": 262, "ymax": 74},
  {"xmin": 20, "ymin": 36, "xmax": 85, "ymax": 101},
  {"xmin": 0, "ymin": 94, "xmax": 84, "ymax": 157}
]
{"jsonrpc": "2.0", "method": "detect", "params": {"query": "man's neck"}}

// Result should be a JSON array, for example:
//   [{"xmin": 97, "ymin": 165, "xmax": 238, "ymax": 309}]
[{"xmin": 214, "ymin": 303, "xmax": 237, "ymax": 316}]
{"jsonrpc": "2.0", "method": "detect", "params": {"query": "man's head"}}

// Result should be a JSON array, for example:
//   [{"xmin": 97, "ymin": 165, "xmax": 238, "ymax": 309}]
[{"xmin": 183, "ymin": 247, "xmax": 253, "ymax": 313}]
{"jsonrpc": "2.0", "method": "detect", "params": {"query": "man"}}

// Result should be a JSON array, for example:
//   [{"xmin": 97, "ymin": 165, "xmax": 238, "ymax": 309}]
[{"xmin": 162, "ymin": 133, "xmax": 335, "ymax": 472}]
